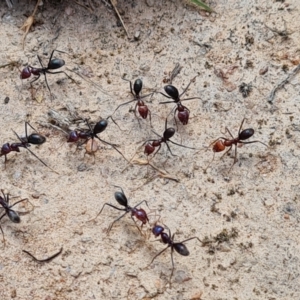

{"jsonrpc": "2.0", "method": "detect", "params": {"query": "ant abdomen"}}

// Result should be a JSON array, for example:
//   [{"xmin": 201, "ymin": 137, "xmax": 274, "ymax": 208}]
[
  {"xmin": 133, "ymin": 79, "xmax": 143, "ymax": 95},
  {"xmin": 20, "ymin": 67, "xmax": 31, "ymax": 79},
  {"xmin": 7, "ymin": 210, "xmax": 21, "ymax": 223},
  {"xmin": 163, "ymin": 128, "xmax": 175, "ymax": 140},
  {"xmin": 27, "ymin": 133, "xmax": 46, "ymax": 145},
  {"xmin": 239, "ymin": 128, "xmax": 254, "ymax": 140},
  {"xmin": 48, "ymin": 58, "xmax": 65, "ymax": 69},
  {"xmin": 164, "ymin": 85, "xmax": 179, "ymax": 100},
  {"xmin": 114, "ymin": 191, "xmax": 128, "ymax": 207},
  {"xmin": 174, "ymin": 243, "xmax": 190, "ymax": 256},
  {"xmin": 93, "ymin": 120, "xmax": 108, "ymax": 135}
]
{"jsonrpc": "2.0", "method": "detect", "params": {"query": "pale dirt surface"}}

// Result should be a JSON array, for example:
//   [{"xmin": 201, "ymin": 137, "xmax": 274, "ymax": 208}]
[{"xmin": 0, "ymin": 0, "xmax": 300, "ymax": 299}]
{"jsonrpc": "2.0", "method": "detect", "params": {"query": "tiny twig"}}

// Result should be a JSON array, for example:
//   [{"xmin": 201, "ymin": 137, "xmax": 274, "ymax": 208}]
[
  {"xmin": 268, "ymin": 64, "xmax": 300, "ymax": 104},
  {"xmin": 22, "ymin": 247, "xmax": 63, "ymax": 262},
  {"xmin": 110, "ymin": 0, "xmax": 130, "ymax": 39}
]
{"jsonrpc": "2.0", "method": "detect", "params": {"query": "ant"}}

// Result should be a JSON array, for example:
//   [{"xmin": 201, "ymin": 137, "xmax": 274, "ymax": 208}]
[
  {"xmin": 144, "ymin": 119, "xmax": 196, "ymax": 157},
  {"xmin": 67, "ymin": 118, "xmax": 128, "ymax": 162},
  {"xmin": 206, "ymin": 118, "xmax": 268, "ymax": 171},
  {"xmin": 150, "ymin": 224, "xmax": 201, "ymax": 280},
  {"xmin": 90, "ymin": 186, "xmax": 149, "ymax": 233},
  {"xmin": 0, "ymin": 190, "xmax": 29, "ymax": 244},
  {"xmin": 112, "ymin": 78, "xmax": 153, "ymax": 125},
  {"xmin": 159, "ymin": 76, "xmax": 200, "ymax": 126},
  {"xmin": 0, "ymin": 122, "xmax": 55, "ymax": 171},
  {"xmin": 20, "ymin": 49, "xmax": 75, "ymax": 94}
]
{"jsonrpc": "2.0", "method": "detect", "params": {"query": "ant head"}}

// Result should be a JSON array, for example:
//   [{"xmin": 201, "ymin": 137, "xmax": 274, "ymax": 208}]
[
  {"xmin": 144, "ymin": 143, "xmax": 155, "ymax": 156},
  {"xmin": 1, "ymin": 143, "xmax": 12, "ymax": 155},
  {"xmin": 177, "ymin": 107, "xmax": 189, "ymax": 125},
  {"xmin": 152, "ymin": 225, "xmax": 164, "ymax": 237},
  {"xmin": 133, "ymin": 79, "xmax": 143, "ymax": 96},
  {"xmin": 7, "ymin": 210, "xmax": 21, "ymax": 223},
  {"xmin": 93, "ymin": 120, "xmax": 108, "ymax": 135},
  {"xmin": 20, "ymin": 67, "xmax": 31, "ymax": 79},
  {"xmin": 174, "ymin": 243, "xmax": 190, "ymax": 256},
  {"xmin": 27, "ymin": 133, "xmax": 46, "ymax": 145},
  {"xmin": 164, "ymin": 85, "xmax": 179, "ymax": 100},
  {"xmin": 138, "ymin": 105, "xmax": 148, "ymax": 119},
  {"xmin": 213, "ymin": 140, "xmax": 226, "ymax": 152},
  {"xmin": 67, "ymin": 131, "xmax": 80, "ymax": 143},
  {"xmin": 133, "ymin": 208, "xmax": 149, "ymax": 224},
  {"xmin": 239, "ymin": 128, "xmax": 254, "ymax": 140},
  {"xmin": 163, "ymin": 128, "xmax": 175, "ymax": 140},
  {"xmin": 114, "ymin": 191, "xmax": 128, "ymax": 207}
]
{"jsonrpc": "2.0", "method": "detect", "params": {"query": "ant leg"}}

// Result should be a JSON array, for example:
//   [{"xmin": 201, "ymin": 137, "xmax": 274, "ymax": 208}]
[
  {"xmin": 159, "ymin": 92, "xmax": 174, "ymax": 102},
  {"xmin": 95, "ymin": 136, "xmax": 129, "ymax": 162},
  {"xmin": 180, "ymin": 97, "xmax": 201, "ymax": 102},
  {"xmin": 150, "ymin": 245, "xmax": 170, "ymax": 264},
  {"xmin": 165, "ymin": 142, "xmax": 177, "ymax": 157},
  {"xmin": 179, "ymin": 75, "xmax": 198, "ymax": 97},
  {"xmin": 29, "ymin": 73, "xmax": 41, "ymax": 85},
  {"xmin": 133, "ymin": 200, "xmax": 149, "ymax": 209},
  {"xmin": 130, "ymin": 215, "xmax": 143, "ymax": 234},
  {"xmin": 112, "ymin": 185, "xmax": 126, "ymax": 195},
  {"xmin": 238, "ymin": 118, "xmax": 246, "ymax": 135},
  {"xmin": 112, "ymin": 98, "xmax": 137, "ymax": 115},
  {"xmin": 178, "ymin": 236, "xmax": 201, "ymax": 244},
  {"xmin": 45, "ymin": 70, "xmax": 77, "ymax": 85},
  {"xmin": 107, "ymin": 211, "xmax": 129, "ymax": 233},
  {"xmin": 228, "ymin": 145, "xmax": 238, "ymax": 172},
  {"xmin": 204, "ymin": 151, "xmax": 216, "ymax": 172},
  {"xmin": 225, "ymin": 127, "xmax": 234, "ymax": 139},
  {"xmin": 11, "ymin": 130, "xmax": 56, "ymax": 173},
  {"xmin": 37, "ymin": 55, "xmax": 45, "ymax": 69},
  {"xmin": 133, "ymin": 102, "xmax": 141, "ymax": 128},
  {"xmin": 25, "ymin": 122, "xmax": 39, "ymax": 136},
  {"xmin": 90, "ymin": 203, "xmax": 126, "ymax": 222},
  {"xmin": 152, "ymin": 144, "xmax": 161, "ymax": 158},
  {"xmin": 7, "ymin": 198, "xmax": 29, "ymax": 209},
  {"xmin": 220, "ymin": 145, "xmax": 232, "ymax": 160},
  {"xmin": 0, "ymin": 223, "xmax": 6, "ymax": 246},
  {"xmin": 167, "ymin": 139, "xmax": 196, "ymax": 150},
  {"xmin": 240, "ymin": 140, "xmax": 268, "ymax": 147}
]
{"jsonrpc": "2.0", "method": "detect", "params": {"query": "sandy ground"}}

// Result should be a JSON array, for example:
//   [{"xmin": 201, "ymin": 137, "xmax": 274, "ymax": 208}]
[{"xmin": 0, "ymin": 0, "xmax": 300, "ymax": 299}]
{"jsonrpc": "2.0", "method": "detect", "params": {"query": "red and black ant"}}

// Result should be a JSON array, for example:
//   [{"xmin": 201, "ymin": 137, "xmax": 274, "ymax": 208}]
[
  {"xmin": 20, "ymin": 49, "xmax": 75, "ymax": 94},
  {"xmin": 150, "ymin": 224, "xmax": 201, "ymax": 280},
  {"xmin": 159, "ymin": 76, "xmax": 200, "ymax": 126},
  {"xmin": 0, "ymin": 190, "xmax": 29, "ymax": 244},
  {"xmin": 206, "ymin": 118, "xmax": 268, "ymax": 171},
  {"xmin": 90, "ymin": 186, "xmax": 149, "ymax": 234},
  {"xmin": 67, "ymin": 118, "xmax": 128, "ymax": 162},
  {"xmin": 143, "ymin": 119, "xmax": 196, "ymax": 157},
  {"xmin": 112, "ymin": 78, "xmax": 153, "ymax": 126},
  {"xmin": 0, "ymin": 122, "xmax": 55, "ymax": 171}
]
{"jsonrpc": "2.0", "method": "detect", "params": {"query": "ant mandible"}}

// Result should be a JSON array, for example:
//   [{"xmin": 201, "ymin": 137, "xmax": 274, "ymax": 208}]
[
  {"xmin": 159, "ymin": 76, "xmax": 201, "ymax": 126},
  {"xmin": 0, "ymin": 190, "xmax": 29, "ymax": 244},
  {"xmin": 0, "ymin": 122, "xmax": 55, "ymax": 172},
  {"xmin": 90, "ymin": 186, "xmax": 149, "ymax": 234},
  {"xmin": 67, "ymin": 118, "xmax": 128, "ymax": 162},
  {"xmin": 143, "ymin": 119, "xmax": 196, "ymax": 157},
  {"xmin": 206, "ymin": 118, "xmax": 268, "ymax": 171},
  {"xmin": 150, "ymin": 224, "xmax": 201, "ymax": 280},
  {"xmin": 20, "ymin": 49, "xmax": 75, "ymax": 94},
  {"xmin": 112, "ymin": 78, "xmax": 153, "ymax": 125}
]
